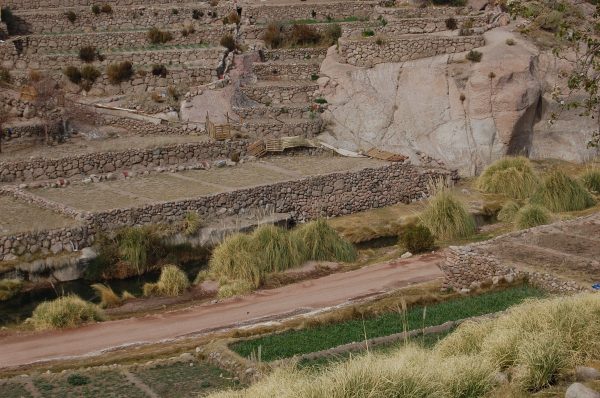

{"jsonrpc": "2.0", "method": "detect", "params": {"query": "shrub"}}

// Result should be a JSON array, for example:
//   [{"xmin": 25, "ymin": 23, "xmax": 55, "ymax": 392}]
[
  {"xmin": 581, "ymin": 168, "xmax": 600, "ymax": 192},
  {"xmin": 30, "ymin": 295, "xmax": 105, "ymax": 330},
  {"xmin": 445, "ymin": 17, "xmax": 458, "ymax": 30},
  {"xmin": 290, "ymin": 24, "xmax": 321, "ymax": 46},
  {"xmin": 63, "ymin": 66, "xmax": 82, "ymax": 84},
  {"xmin": 362, "ymin": 29, "xmax": 375, "ymax": 37},
  {"xmin": 28, "ymin": 70, "xmax": 42, "ymax": 82},
  {"xmin": 101, "ymin": 4, "xmax": 112, "ymax": 13},
  {"xmin": 143, "ymin": 265, "xmax": 190, "ymax": 297},
  {"xmin": 79, "ymin": 46, "xmax": 97, "ymax": 63},
  {"xmin": 535, "ymin": 10, "xmax": 563, "ymax": 32},
  {"xmin": 0, "ymin": 279, "xmax": 23, "ymax": 301},
  {"xmin": 466, "ymin": 50, "xmax": 482, "ymax": 62},
  {"xmin": 91, "ymin": 5, "xmax": 100, "ymax": 14},
  {"xmin": 263, "ymin": 22, "xmax": 284, "ymax": 49},
  {"xmin": 314, "ymin": 98, "xmax": 327, "ymax": 104},
  {"xmin": 151, "ymin": 64, "xmax": 168, "ymax": 78},
  {"xmin": 477, "ymin": 157, "xmax": 539, "ymax": 199},
  {"xmin": 67, "ymin": 374, "xmax": 90, "ymax": 386},
  {"xmin": 506, "ymin": 38, "xmax": 516, "ymax": 45},
  {"xmin": 224, "ymin": 10, "xmax": 240, "ymax": 24},
  {"xmin": 80, "ymin": 65, "xmax": 100, "ymax": 83},
  {"xmin": 515, "ymin": 204, "xmax": 551, "ymax": 229},
  {"xmin": 291, "ymin": 219, "xmax": 357, "ymax": 263},
  {"xmin": 0, "ymin": 67, "xmax": 12, "ymax": 84},
  {"xmin": 107, "ymin": 61, "xmax": 134, "ymax": 84},
  {"xmin": 420, "ymin": 183, "xmax": 476, "ymax": 240},
  {"xmin": 65, "ymin": 11, "xmax": 77, "ymax": 23},
  {"xmin": 192, "ymin": 9, "xmax": 203, "ymax": 19},
  {"xmin": 375, "ymin": 37, "xmax": 385, "ymax": 46},
  {"xmin": 171, "ymin": 8, "xmax": 178, "ymax": 15},
  {"xmin": 531, "ymin": 170, "xmax": 596, "ymax": 212},
  {"xmin": 148, "ymin": 27, "xmax": 173, "ymax": 44},
  {"xmin": 400, "ymin": 224, "xmax": 435, "ymax": 254},
  {"xmin": 220, "ymin": 34, "xmax": 236, "ymax": 51},
  {"xmin": 323, "ymin": 23, "xmax": 342, "ymax": 46},
  {"xmin": 497, "ymin": 200, "xmax": 521, "ymax": 222}
]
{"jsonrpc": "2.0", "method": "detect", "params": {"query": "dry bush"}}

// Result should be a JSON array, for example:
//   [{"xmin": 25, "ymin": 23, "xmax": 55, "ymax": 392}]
[
  {"xmin": 63, "ymin": 66, "xmax": 82, "ymax": 84},
  {"xmin": 289, "ymin": 24, "xmax": 321, "ymax": 46},
  {"xmin": 147, "ymin": 27, "xmax": 173, "ymax": 44},
  {"xmin": 151, "ymin": 64, "xmax": 168, "ymax": 78},
  {"xmin": 107, "ymin": 61, "xmax": 134, "ymax": 84},
  {"xmin": 220, "ymin": 34, "xmax": 237, "ymax": 51},
  {"xmin": 28, "ymin": 69, "xmax": 42, "ymax": 82},
  {"xmin": 30, "ymin": 295, "xmax": 105, "ymax": 330},
  {"xmin": 263, "ymin": 22, "xmax": 284, "ymax": 48},
  {"xmin": 79, "ymin": 46, "xmax": 97, "ymax": 63},
  {"xmin": 91, "ymin": 283, "xmax": 121, "ymax": 308}
]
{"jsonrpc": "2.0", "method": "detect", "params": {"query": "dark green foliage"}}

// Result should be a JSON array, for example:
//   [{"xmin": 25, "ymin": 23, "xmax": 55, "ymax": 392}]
[
  {"xmin": 466, "ymin": 50, "xmax": 483, "ymax": 62},
  {"xmin": 323, "ymin": 23, "xmax": 342, "ymax": 45},
  {"xmin": 362, "ymin": 29, "xmax": 375, "ymax": 37},
  {"xmin": 231, "ymin": 285, "xmax": 544, "ymax": 361},
  {"xmin": 151, "ymin": 64, "xmax": 168, "ymax": 78},
  {"xmin": 80, "ymin": 65, "xmax": 100, "ymax": 83},
  {"xmin": 91, "ymin": 5, "xmax": 100, "ymax": 14},
  {"xmin": 67, "ymin": 374, "xmax": 90, "ymax": 386},
  {"xmin": 1, "ymin": 7, "xmax": 19, "ymax": 35},
  {"xmin": 314, "ymin": 98, "xmax": 328, "ymax": 104},
  {"xmin": 65, "ymin": 11, "xmax": 77, "ymax": 23},
  {"xmin": 445, "ymin": 17, "xmax": 458, "ymax": 30},
  {"xmin": 63, "ymin": 66, "xmax": 82, "ymax": 84},
  {"xmin": 107, "ymin": 61, "xmax": 134, "ymax": 84},
  {"xmin": 192, "ymin": 9, "xmax": 203, "ymax": 19},
  {"xmin": 400, "ymin": 224, "xmax": 435, "ymax": 254},
  {"xmin": 79, "ymin": 46, "xmax": 97, "ymax": 63},
  {"xmin": 147, "ymin": 27, "xmax": 173, "ymax": 44}
]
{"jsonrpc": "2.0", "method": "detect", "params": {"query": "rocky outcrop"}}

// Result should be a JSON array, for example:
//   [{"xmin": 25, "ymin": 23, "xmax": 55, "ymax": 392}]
[{"xmin": 318, "ymin": 25, "xmax": 597, "ymax": 175}]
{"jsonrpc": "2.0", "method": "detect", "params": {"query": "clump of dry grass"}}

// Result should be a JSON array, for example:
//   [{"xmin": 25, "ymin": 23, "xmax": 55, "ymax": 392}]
[
  {"xmin": 143, "ymin": 265, "xmax": 190, "ymax": 297},
  {"xmin": 291, "ymin": 219, "xmax": 358, "ymax": 263},
  {"xmin": 531, "ymin": 170, "xmax": 596, "ymax": 212},
  {"xmin": 477, "ymin": 157, "xmax": 539, "ymax": 199},
  {"xmin": 30, "ymin": 295, "xmax": 105, "ymax": 330},
  {"xmin": 91, "ymin": 284, "xmax": 136, "ymax": 308},
  {"xmin": 497, "ymin": 200, "xmax": 521, "ymax": 222},
  {"xmin": 581, "ymin": 167, "xmax": 600, "ymax": 193},
  {"xmin": 0, "ymin": 279, "xmax": 24, "ymax": 301},
  {"xmin": 420, "ymin": 183, "xmax": 476, "ymax": 240}
]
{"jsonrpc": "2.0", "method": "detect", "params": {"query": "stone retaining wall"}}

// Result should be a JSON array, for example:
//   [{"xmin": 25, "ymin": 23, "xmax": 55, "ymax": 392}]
[
  {"xmin": 233, "ymin": 104, "xmax": 317, "ymax": 120},
  {"xmin": 240, "ymin": 82, "xmax": 319, "ymax": 105},
  {"xmin": 0, "ymin": 162, "xmax": 451, "ymax": 259},
  {"xmin": 0, "ymin": 140, "xmax": 248, "ymax": 182},
  {"xmin": 338, "ymin": 35, "xmax": 485, "ymax": 67},
  {"xmin": 18, "ymin": 26, "xmax": 234, "ymax": 55},
  {"xmin": 87, "ymin": 162, "xmax": 450, "ymax": 229},
  {"xmin": 238, "ymin": 118, "xmax": 322, "ymax": 139},
  {"xmin": 261, "ymin": 47, "xmax": 327, "ymax": 62},
  {"xmin": 244, "ymin": 2, "xmax": 377, "ymax": 25},
  {"xmin": 3, "ymin": 0, "xmax": 200, "ymax": 10},
  {"xmin": 378, "ymin": 6, "xmax": 469, "ymax": 19},
  {"xmin": 253, "ymin": 62, "xmax": 320, "ymax": 81}
]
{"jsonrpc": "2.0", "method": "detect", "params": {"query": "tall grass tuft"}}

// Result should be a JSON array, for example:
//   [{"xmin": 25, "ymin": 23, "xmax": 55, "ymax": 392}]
[
  {"xmin": 531, "ymin": 170, "xmax": 596, "ymax": 212},
  {"xmin": 209, "ymin": 233, "xmax": 262, "ymax": 287},
  {"xmin": 581, "ymin": 167, "xmax": 600, "ymax": 193},
  {"xmin": 476, "ymin": 157, "xmax": 539, "ymax": 199},
  {"xmin": 181, "ymin": 211, "xmax": 202, "ymax": 236},
  {"xmin": 252, "ymin": 224, "xmax": 302, "ymax": 273},
  {"xmin": 30, "ymin": 295, "xmax": 105, "ymax": 330},
  {"xmin": 291, "ymin": 219, "xmax": 358, "ymax": 263},
  {"xmin": 143, "ymin": 265, "xmax": 190, "ymax": 297},
  {"xmin": 497, "ymin": 200, "xmax": 520, "ymax": 222},
  {"xmin": 91, "ymin": 283, "xmax": 121, "ymax": 308},
  {"xmin": 514, "ymin": 204, "xmax": 551, "ymax": 229},
  {"xmin": 420, "ymin": 184, "xmax": 476, "ymax": 240},
  {"xmin": 117, "ymin": 226, "xmax": 162, "ymax": 275}
]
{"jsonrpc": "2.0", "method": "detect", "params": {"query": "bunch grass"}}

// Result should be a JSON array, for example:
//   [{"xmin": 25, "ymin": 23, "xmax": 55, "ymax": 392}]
[
  {"xmin": 514, "ymin": 204, "xmax": 551, "ymax": 229},
  {"xmin": 420, "ymin": 182, "xmax": 476, "ymax": 240},
  {"xmin": 531, "ymin": 170, "xmax": 595, "ymax": 212},
  {"xmin": 476, "ymin": 157, "xmax": 539, "ymax": 199},
  {"xmin": 30, "ymin": 295, "xmax": 105, "ymax": 330},
  {"xmin": 143, "ymin": 265, "xmax": 190, "ymax": 297}
]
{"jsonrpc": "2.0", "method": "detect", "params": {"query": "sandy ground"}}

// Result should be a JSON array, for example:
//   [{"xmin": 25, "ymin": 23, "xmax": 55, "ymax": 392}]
[{"xmin": 0, "ymin": 253, "xmax": 444, "ymax": 369}]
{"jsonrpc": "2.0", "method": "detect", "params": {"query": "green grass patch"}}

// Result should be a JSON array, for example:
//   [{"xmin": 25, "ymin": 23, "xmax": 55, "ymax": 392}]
[
  {"xmin": 531, "ymin": 170, "xmax": 596, "ymax": 212},
  {"xmin": 581, "ymin": 168, "xmax": 600, "ymax": 193},
  {"xmin": 230, "ymin": 285, "xmax": 544, "ymax": 362},
  {"xmin": 477, "ymin": 157, "xmax": 539, "ymax": 199},
  {"xmin": 0, "ymin": 381, "xmax": 33, "ymax": 398},
  {"xmin": 134, "ymin": 360, "xmax": 240, "ymax": 398},
  {"xmin": 514, "ymin": 204, "xmax": 551, "ymax": 229}
]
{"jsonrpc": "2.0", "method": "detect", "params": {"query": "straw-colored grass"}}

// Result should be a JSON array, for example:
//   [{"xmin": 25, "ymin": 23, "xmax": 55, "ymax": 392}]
[
  {"xmin": 211, "ymin": 293, "xmax": 600, "ymax": 397},
  {"xmin": 181, "ymin": 211, "xmax": 202, "ymax": 236},
  {"xmin": 420, "ymin": 185, "xmax": 476, "ymax": 240},
  {"xmin": 497, "ymin": 200, "xmax": 520, "ymax": 222},
  {"xmin": 531, "ymin": 170, "xmax": 596, "ymax": 212},
  {"xmin": 30, "ymin": 295, "xmax": 105, "ymax": 330},
  {"xmin": 143, "ymin": 265, "xmax": 190, "ymax": 297},
  {"xmin": 291, "ymin": 219, "xmax": 358, "ymax": 263},
  {"xmin": 206, "ymin": 221, "xmax": 356, "ymax": 289},
  {"xmin": 0, "ymin": 279, "xmax": 23, "ymax": 301},
  {"xmin": 514, "ymin": 204, "xmax": 551, "ymax": 229},
  {"xmin": 91, "ymin": 283, "xmax": 122, "ymax": 308},
  {"xmin": 581, "ymin": 168, "xmax": 600, "ymax": 193},
  {"xmin": 217, "ymin": 279, "xmax": 255, "ymax": 299},
  {"xmin": 477, "ymin": 157, "xmax": 539, "ymax": 199}
]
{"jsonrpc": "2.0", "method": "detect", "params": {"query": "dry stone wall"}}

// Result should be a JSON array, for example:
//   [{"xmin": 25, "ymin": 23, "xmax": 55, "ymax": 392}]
[
  {"xmin": 339, "ymin": 35, "xmax": 485, "ymax": 67},
  {"xmin": 233, "ymin": 104, "xmax": 318, "ymax": 120},
  {"xmin": 238, "ymin": 118, "xmax": 322, "ymax": 139},
  {"xmin": 261, "ymin": 48, "xmax": 327, "ymax": 62},
  {"xmin": 378, "ymin": 6, "xmax": 470, "ymax": 19},
  {"xmin": 0, "ymin": 140, "xmax": 248, "ymax": 182},
  {"xmin": 244, "ymin": 2, "xmax": 377, "ymax": 24},
  {"xmin": 253, "ymin": 62, "xmax": 320, "ymax": 81},
  {"xmin": 241, "ymin": 82, "xmax": 319, "ymax": 105},
  {"xmin": 2, "ymin": 0, "xmax": 199, "ymax": 10}
]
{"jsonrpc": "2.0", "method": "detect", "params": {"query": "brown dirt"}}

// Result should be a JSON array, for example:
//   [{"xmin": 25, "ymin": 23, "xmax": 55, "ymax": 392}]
[{"xmin": 0, "ymin": 253, "xmax": 443, "ymax": 370}]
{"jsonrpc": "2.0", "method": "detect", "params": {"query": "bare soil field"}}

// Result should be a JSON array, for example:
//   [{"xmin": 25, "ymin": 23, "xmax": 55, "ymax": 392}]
[{"xmin": 0, "ymin": 196, "xmax": 79, "ymax": 236}]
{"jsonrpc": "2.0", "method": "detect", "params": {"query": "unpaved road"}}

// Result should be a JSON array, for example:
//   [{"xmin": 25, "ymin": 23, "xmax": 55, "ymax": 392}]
[{"xmin": 0, "ymin": 253, "xmax": 443, "ymax": 369}]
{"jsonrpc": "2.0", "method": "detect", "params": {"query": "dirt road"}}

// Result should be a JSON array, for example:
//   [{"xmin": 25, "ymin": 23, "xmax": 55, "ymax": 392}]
[{"xmin": 0, "ymin": 254, "xmax": 443, "ymax": 369}]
